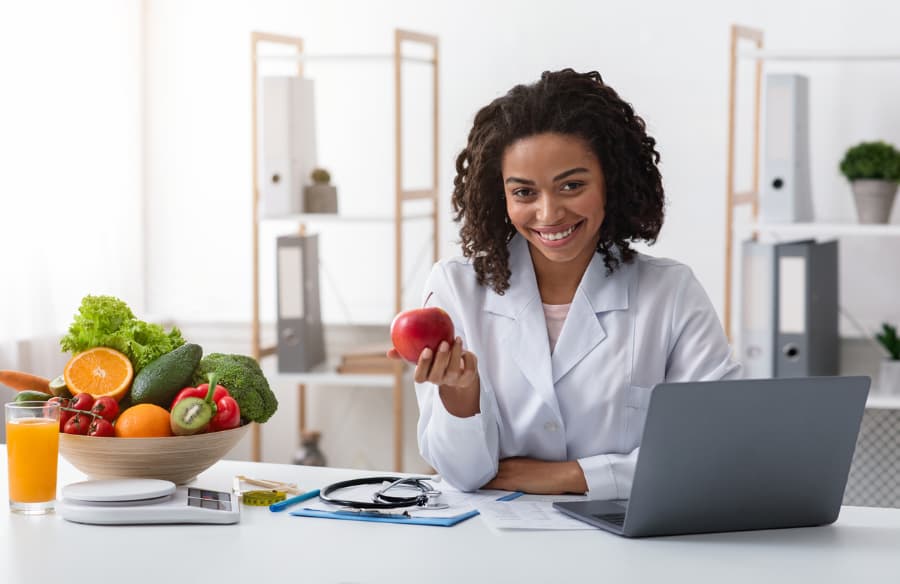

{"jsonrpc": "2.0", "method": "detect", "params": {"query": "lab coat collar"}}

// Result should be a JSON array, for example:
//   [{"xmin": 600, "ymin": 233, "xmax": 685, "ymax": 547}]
[
  {"xmin": 485, "ymin": 235, "xmax": 632, "ymax": 412},
  {"xmin": 484, "ymin": 234, "xmax": 630, "ymax": 318}
]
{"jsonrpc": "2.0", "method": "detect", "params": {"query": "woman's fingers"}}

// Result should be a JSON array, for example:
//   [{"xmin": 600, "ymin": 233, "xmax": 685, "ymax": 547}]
[
  {"xmin": 426, "ymin": 341, "xmax": 452, "ymax": 384},
  {"xmin": 413, "ymin": 347, "xmax": 434, "ymax": 383},
  {"xmin": 386, "ymin": 348, "xmax": 402, "ymax": 360},
  {"xmin": 443, "ymin": 338, "xmax": 464, "ymax": 385},
  {"xmin": 414, "ymin": 338, "xmax": 478, "ymax": 389},
  {"xmin": 458, "ymin": 350, "xmax": 478, "ymax": 388}
]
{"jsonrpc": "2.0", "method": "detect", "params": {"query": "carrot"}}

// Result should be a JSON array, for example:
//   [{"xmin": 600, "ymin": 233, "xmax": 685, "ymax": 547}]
[{"xmin": 0, "ymin": 370, "xmax": 51, "ymax": 394}]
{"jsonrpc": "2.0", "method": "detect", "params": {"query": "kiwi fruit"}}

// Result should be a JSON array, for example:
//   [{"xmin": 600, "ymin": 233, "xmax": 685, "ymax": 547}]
[{"xmin": 169, "ymin": 397, "xmax": 213, "ymax": 436}]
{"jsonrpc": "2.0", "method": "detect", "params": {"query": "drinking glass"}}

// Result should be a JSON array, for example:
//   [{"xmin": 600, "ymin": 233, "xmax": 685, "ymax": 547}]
[{"xmin": 5, "ymin": 401, "xmax": 59, "ymax": 514}]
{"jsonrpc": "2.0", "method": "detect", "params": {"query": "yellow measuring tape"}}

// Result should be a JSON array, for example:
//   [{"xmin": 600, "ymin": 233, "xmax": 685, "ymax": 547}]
[{"xmin": 241, "ymin": 490, "xmax": 287, "ymax": 506}]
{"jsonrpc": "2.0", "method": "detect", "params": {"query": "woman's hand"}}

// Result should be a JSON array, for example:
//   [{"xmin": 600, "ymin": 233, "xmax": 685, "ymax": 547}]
[
  {"xmin": 482, "ymin": 458, "xmax": 588, "ymax": 495},
  {"xmin": 387, "ymin": 337, "xmax": 480, "ymax": 418}
]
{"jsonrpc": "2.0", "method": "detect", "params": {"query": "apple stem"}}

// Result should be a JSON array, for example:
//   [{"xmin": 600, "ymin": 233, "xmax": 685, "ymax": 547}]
[{"xmin": 423, "ymin": 291, "xmax": 434, "ymax": 307}]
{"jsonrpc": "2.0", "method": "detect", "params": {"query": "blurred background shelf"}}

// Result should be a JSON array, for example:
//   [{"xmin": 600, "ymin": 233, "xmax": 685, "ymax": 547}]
[
  {"xmin": 751, "ymin": 223, "xmax": 900, "ymax": 238},
  {"xmin": 249, "ymin": 29, "xmax": 439, "ymax": 471}
]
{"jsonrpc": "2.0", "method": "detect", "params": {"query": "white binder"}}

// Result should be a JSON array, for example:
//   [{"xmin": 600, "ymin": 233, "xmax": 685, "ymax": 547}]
[
  {"xmin": 760, "ymin": 74, "xmax": 813, "ymax": 223},
  {"xmin": 740, "ymin": 240, "xmax": 777, "ymax": 378},
  {"xmin": 259, "ymin": 77, "xmax": 318, "ymax": 217}
]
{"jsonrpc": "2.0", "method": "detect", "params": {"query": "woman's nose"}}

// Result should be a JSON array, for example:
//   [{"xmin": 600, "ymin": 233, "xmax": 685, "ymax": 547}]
[{"xmin": 535, "ymin": 193, "xmax": 562, "ymax": 223}]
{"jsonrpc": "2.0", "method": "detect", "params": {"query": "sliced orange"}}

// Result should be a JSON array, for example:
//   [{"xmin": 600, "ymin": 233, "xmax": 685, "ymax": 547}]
[
  {"xmin": 63, "ymin": 347, "xmax": 133, "ymax": 401},
  {"xmin": 114, "ymin": 404, "xmax": 172, "ymax": 438}
]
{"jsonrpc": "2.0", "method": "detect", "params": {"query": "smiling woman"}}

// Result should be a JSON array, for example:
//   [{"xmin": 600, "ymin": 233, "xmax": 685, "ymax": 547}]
[{"xmin": 400, "ymin": 69, "xmax": 741, "ymax": 498}]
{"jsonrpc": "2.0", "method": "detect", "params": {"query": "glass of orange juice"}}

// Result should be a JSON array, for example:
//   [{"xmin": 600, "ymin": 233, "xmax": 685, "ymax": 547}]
[{"xmin": 5, "ymin": 401, "xmax": 60, "ymax": 514}]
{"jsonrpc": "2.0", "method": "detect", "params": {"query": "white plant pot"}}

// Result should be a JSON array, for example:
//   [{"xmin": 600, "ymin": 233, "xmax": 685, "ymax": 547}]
[
  {"xmin": 850, "ymin": 179, "xmax": 898, "ymax": 224},
  {"xmin": 878, "ymin": 359, "xmax": 900, "ymax": 395}
]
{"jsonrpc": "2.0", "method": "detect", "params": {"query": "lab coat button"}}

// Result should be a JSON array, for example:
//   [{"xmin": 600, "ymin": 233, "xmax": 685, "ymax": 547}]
[{"xmin": 544, "ymin": 421, "xmax": 559, "ymax": 432}]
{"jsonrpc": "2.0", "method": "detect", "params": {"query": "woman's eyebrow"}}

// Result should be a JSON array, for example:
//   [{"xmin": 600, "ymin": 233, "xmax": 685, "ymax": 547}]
[
  {"xmin": 505, "ymin": 176, "xmax": 535, "ymax": 186},
  {"xmin": 504, "ymin": 167, "xmax": 590, "ymax": 186},
  {"xmin": 552, "ymin": 167, "xmax": 589, "ymax": 182}
]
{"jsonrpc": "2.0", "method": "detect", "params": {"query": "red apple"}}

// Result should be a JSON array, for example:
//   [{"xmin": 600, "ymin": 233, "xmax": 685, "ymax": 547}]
[{"xmin": 390, "ymin": 307, "xmax": 455, "ymax": 363}]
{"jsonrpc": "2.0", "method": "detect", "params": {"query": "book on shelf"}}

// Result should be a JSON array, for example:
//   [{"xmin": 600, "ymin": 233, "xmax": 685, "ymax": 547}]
[{"xmin": 336, "ymin": 343, "xmax": 397, "ymax": 374}]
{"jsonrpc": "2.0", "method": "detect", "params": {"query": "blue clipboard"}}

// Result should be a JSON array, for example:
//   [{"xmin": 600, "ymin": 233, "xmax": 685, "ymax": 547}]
[{"xmin": 288, "ymin": 491, "xmax": 522, "ymax": 527}]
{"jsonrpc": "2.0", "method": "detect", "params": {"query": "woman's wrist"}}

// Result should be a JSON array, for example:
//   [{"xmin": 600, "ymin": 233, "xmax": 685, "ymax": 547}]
[
  {"xmin": 438, "ymin": 376, "xmax": 480, "ymax": 418},
  {"xmin": 564, "ymin": 460, "xmax": 588, "ymax": 494}
]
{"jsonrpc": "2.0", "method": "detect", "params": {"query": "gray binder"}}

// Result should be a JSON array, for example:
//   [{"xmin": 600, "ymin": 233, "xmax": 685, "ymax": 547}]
[
  {"xmin": 774, "ymin": 240, "xmax": 839, "ymax": 377},
  {"xmin": 276, "ymin": 234, "xmax": 326, "ymax": 372}
]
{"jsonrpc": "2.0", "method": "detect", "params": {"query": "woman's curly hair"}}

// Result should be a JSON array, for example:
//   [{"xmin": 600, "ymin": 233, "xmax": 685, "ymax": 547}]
[{"xmin": 452, "ymin": 69, "xmax": 665, "ymax": 294}]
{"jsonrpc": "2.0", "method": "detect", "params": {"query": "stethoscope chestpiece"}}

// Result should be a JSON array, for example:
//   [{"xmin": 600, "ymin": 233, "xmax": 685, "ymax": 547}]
[{"xmin": 419, "ymin": 488, "xmax": 449, "ymax": 510}]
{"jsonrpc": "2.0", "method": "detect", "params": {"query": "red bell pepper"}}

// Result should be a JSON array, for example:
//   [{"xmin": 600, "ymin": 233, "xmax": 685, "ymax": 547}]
[{"xmin": 171, "ymin": 380, "xmax": 241, "ymax": 432}]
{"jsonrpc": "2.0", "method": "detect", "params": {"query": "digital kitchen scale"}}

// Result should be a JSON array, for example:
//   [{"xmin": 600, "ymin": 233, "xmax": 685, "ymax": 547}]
[{"xmin": 57, "ymin": 479, "xmax": 241, "ymax": 525}]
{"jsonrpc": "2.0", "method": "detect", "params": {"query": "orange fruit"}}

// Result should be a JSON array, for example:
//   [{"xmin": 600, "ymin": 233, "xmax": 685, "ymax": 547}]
[
  {"xmin": 63, "ymin": 347, "xmax": 134, "ymax": 401},
  {"xmin": 114, "ymin": 404, "xmax": 173, "ymax": 438}
]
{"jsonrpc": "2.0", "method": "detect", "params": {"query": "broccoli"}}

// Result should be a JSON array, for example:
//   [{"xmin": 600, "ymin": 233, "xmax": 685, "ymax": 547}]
[{"xmin": 192, "ymin": 353, "xmax": 278, "ymax": 423}]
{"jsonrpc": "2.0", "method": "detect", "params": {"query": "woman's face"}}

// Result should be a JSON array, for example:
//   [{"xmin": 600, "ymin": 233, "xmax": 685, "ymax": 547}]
[{"xmin": 502, "ymin": 132, "xmax": 606, "ymax": 269}]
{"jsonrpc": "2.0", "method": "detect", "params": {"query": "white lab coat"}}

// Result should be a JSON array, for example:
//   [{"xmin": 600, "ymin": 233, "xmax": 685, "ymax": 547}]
[{"xmin": 415, "ymin": 235, "xmax": 741, "ymax": 498}]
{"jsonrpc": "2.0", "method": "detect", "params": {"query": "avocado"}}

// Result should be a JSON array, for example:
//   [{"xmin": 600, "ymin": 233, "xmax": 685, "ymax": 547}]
[
  {"xmin": 130, "ymin": 343, "xmax": 203, "ymax": 408},
  {"xmin": 14, "ymin": 390, "xmax": 52, "ymax": 403}
]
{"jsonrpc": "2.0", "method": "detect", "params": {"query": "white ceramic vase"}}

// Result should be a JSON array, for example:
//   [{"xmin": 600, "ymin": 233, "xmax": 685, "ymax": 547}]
[
  {"xmin": 878, "ymin": 359, "xmax": 900, "ymax": 395},
  {"xmin": 851, "ymin": 179, "xmax": 898, "ymax": 224}
]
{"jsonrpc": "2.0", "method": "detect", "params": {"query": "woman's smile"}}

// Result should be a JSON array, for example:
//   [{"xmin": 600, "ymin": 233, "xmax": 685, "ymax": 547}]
[{"xmin": 531, "ymin": 219, "xmax": 585, "ymax": 247}]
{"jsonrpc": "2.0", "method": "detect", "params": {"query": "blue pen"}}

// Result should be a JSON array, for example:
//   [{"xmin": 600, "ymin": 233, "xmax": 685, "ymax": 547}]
[{"xmin": 269, "ymin": 489, "xmax": 321, "ymax": 512}]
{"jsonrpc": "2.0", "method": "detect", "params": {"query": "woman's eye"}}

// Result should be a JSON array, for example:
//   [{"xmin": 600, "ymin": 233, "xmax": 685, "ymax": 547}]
[
  {"xmin": 561, "ymin": 181, "xmax": 584, "ymax": 192},
  {"xmin": 511, "ymin": 188, "xmax": 535, "ymax": 198}
]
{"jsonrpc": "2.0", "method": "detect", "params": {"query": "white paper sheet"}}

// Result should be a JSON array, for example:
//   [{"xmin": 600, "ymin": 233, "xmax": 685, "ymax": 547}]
[{"xmin": 478, "ymin": 500, "xmax": 597, "ymax": 530}]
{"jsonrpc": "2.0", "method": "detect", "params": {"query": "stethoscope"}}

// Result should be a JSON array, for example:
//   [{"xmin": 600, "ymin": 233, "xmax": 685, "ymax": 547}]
[{"xmin": 319, "ymin": 476, "xmax": 448, "ymax": 512}]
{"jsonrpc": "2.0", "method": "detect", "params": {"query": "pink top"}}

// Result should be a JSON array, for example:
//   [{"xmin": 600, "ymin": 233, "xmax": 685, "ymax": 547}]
[{"xmin": 543, "ymin": 303, "xmax": 571, "ymax": 353}]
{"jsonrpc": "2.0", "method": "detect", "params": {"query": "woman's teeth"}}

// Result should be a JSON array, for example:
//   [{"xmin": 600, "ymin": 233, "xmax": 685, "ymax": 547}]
[{"xmin": 538, "ymin": 223, "xmax": 577, "ymax": 241}]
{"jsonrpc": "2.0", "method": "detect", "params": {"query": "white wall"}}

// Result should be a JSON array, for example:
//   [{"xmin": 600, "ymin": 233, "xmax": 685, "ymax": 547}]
[{"xmin": 0, "ymin": 0, "xmax": 145, "ymax": 351}]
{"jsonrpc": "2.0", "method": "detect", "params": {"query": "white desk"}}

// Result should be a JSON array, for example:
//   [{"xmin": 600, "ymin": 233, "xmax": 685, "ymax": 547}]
[{"xmin": 2, "ymin": 454, "xmax": 899, "ymax": 584}]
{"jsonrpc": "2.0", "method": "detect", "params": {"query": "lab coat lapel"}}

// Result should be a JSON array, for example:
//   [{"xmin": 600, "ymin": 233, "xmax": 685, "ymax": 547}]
[
  {"xmin": 550, "ymin": 250, "xmax": 630, "ymax": 384},
  {"xmin": 485, "ymin": 236, "xmax": 558, "ymax": 418}
]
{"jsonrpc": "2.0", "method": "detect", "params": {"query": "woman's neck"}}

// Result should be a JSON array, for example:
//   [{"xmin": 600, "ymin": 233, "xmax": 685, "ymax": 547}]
[{"xmin": 528, "ymin": 243, "xmax": 596, "ymax": 305}]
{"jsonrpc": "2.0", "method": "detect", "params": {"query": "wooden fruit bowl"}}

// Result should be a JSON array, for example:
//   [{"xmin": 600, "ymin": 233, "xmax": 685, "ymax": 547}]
[{"xmin": 59, "ymin": 424, "xmax": 251, "ymax": 485}]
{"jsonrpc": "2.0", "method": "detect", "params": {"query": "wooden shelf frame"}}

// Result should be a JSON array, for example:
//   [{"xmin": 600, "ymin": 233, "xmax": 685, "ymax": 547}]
[{"xmin": 249, "ymin": 30, "xmax": 440, "ymax": 470}]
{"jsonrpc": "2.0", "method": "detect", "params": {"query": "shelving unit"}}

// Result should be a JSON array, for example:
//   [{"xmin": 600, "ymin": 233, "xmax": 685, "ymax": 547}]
[
  {"xmin": 750, "ymin": 223, "xmax": 900, "ymax": 238},
  {"xmin": 723, "ymin": 24, "xmax": 900, "ymax": 339},
  {"xmin": 249, "ymin": 30, "xmax": 440, "ymax": 470}
]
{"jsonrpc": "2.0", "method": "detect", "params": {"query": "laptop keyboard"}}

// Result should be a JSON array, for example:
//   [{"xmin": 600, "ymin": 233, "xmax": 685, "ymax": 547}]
[{"xmin": 593, "ymin": 512, "xmax": 626, "ymax": 527}]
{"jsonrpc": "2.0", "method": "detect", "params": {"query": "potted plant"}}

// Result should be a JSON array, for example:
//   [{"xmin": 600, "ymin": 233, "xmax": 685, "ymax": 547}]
[
  {"xmin": 304, "ymin": 167, "xmax": 338, "ymax": 214},
  {"xmin": 876, "ymin": 323, "xmax": 900, "ymax": 395},
  {"xmin": 839, "ymin": 141, "xmax": 900, "ymax": 224}
]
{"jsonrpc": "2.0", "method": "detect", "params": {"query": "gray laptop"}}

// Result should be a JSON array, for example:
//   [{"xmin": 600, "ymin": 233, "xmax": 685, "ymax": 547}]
[{"xmin": 553, "ymin": 376, "xmax": 870, "ymax": 537}]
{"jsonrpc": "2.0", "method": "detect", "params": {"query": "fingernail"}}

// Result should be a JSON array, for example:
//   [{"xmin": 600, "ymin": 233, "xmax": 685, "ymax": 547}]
[
  {"xmin": 439, "ymin": 341, "xmax": 449, "ymax": 352},
  {"xmin": 421, "ymin": 348, "xmax": 433, "ymax": 360}
]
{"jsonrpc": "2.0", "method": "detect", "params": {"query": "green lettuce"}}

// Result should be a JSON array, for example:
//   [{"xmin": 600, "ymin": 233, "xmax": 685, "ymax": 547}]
[{"xmin": 59, "ymin": 295, "xmax": 185, "ymax": 372}]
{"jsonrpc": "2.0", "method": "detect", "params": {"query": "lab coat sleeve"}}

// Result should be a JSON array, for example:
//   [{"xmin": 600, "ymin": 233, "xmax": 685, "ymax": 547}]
[
  {"xmin": 577, "ymin": 451, "xmax": 639, "ymax": 500},
  {"xmin": 414, "ymin": 263, "xmax": 501, "ymax": 492},
  {"xmin": 665, "ymin": 267, "xmax": 742, "ymax": 382},
  {"xmin": 577, "ymin": 266, "xmax": 741, "ymax": 500}
]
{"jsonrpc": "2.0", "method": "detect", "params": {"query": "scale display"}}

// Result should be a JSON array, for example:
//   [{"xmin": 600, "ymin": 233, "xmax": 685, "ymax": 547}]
[{"xmin": 57, "ymin": 479, "xmax": 241, "ymax": 525}]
